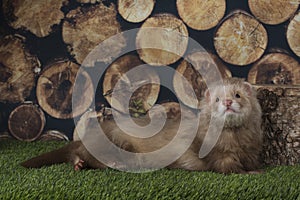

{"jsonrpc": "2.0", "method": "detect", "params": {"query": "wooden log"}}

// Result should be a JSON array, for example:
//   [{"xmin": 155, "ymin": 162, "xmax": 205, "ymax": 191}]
[
  {"xmin": 0, "ymin": 35, "xmax": 41, "ymax": 103},
  {"xmin": 118, "ymin": 0, "xmax": 155, "ymax": 23},
  {"xmin": 287, "ymin": 11, "xmax": 300, "ymax": 58},
  {"xmin": 214, "ymin": 10, "xmax": 268, "ymax": 66},
  {"xmin": 255, "ymin": 85, "xmax": 300, "ymax": 165},
  {"xmin": 248, "ymin": 52, "xmax": 300, "ymax": 85},
  {"xmin": 62, "ymin": 3, "xmax": 126, "ymax": 65},
  {"xmin": 36, "ymin": 60, "xmax": 94, "ymax": 119},
  {"xmin": 136, "ymin": 13, "xmax": 189, "ymax": 66},
  {"xmin": 176, "ymin": 0, "xmax": 226, "ymax": 30},
  {"xmin": 76, "ymin": 0, "xmax": 101, "ymax": 3},
  {"xmin": 8, "ymin": 102, "xmax": 45, "ymax": 141},
  {"xmin": 38, "ymin": 130, "xmax": 69, "ymax": 141},
  {"xmin": 173, "ymin": 52, "xmax": 232, "ymax": 109},
  {"xmin": 248, "ymin": 0, "xmax": 299, "ymax": 25},
  {"xmin": 103, "ymin": 54, "xmax": 160, "ymax": 116},
  {"xmin": 0, "ymin": 131, "xmax": 13, "ymax": 140},
  {"xmin": 2, "ymin": 0, "xmax": 67, "ymax": 37}
]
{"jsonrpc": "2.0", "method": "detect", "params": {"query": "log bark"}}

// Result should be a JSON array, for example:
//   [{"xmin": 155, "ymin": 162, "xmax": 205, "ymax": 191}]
[
  {"xmin": 173, "ymin": 52, "xmax": 231, "ymax": 109},
  {"xmin": 255, "ymin": 85, "xmax": 300, "ymax": 165},
  {"xmin": 36, "ymin": 60, "xmax": 94, "ymax": 119},
  {"xmin": 176, "ymin": 0, "xmax": 226, "ymax": 30},
  {"xmin": 38, "ymin": 130, "xmax": 69, "ymax": 141},
  {"xmin": 248, "ymin": 52, "xmax": 300, "ymax": 85},
  {"xmin": 2, "ymin": 0, "xmax": 67, "ymax": 37},
  {"xmin": 62, "ymin": 3, "xmax": 126, "ymax": 65},
  {"xmin": 118, "ymin": 0, "xmax": 155, "ymax": 23},
  {"xmin": 248, "ymin": 0, "xmax": 299, "ymax": 25},
  {"xmin": 8, "ymin": 102, "xmax": 45, "ymax": 141},
  {"xmin": 287, "ymin": 11, "xmax": 300, "ymax": 58},
  {"xmin": 214, "ymin": 10, "xmax": 268, "ymax": 66},
  {"xmin": 0, "ymin": 35, "xmax": 41, "ymax": 103},
  {"xmin": 103, "ymin": 54, "xmax": 160, "ymax": 116},
  {"xmin": 136, "ymin": 13, "xmax": 189, "ymax": 66}
]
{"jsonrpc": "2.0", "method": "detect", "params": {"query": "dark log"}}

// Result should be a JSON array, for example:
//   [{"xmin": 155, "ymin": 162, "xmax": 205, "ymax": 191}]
[
  {"xmin": 248, "ymin": 52, "xmax": 300, "ymax": 85},
  {"xmin": 255, "ymin": 85, "xmax": 300, "ymax": 165},
  {"xmin": 103, "ymin": 54, "xmax": 160, "ymax": 116},
  {"xmin": 173, "ymin": 52, "xmax": 232, "ymax": 109},
  {"xmin": 0, "ymin": 35, "xmax": 41, "ymax": 103},
  {"xmin": 62, "ymin": 3, "xmax": 126, "ymax": 65},
  {"xmin": 8, "ymin": 102, "xmax": 45, "ymax": 141},
  {"xmin": 36, "ymin": 60, "xmax": 94, "ymax": 119},
  {"xmin": 2, "ymin": 0, "xmax": 67, "ymax": 37}
]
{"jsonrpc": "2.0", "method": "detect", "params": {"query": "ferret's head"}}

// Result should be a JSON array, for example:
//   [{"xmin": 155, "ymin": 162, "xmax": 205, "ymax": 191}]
[{"xmin": 203, "ymin": 78, "xmax": 256, "ymax": 128}]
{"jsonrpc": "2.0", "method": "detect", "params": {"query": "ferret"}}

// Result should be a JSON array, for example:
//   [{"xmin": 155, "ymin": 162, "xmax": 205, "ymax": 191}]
[{"xmin": 21, "ymin": 78, "xmax": 263, "ymax": 174}]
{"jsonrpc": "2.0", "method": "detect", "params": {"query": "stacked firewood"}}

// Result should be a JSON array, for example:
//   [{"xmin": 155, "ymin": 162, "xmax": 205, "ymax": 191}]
[{"xmin": 0, "ymin": 0, "xmax": 299, "ymax": 165}]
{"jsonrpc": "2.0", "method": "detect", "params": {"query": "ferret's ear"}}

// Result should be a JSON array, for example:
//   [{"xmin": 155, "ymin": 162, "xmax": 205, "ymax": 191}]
[
  {"xmin": 204, "ymin": 89, "xmax": 211, "ymax": 103},
  {"xmin": 243, "ymin": 81, "xmax": 253, "ymax": 96}
]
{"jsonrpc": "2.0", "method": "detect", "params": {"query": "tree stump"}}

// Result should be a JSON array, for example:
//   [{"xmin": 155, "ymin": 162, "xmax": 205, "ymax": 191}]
[
  {"xmin": 248, "ymin": 0, "xmax": 299, "ymax": 25},
  {"xmin": 118, "ymin": 0, "xmax": 155, "ymax": 23},
  {"xmin": 173, "ymin": 52, "xmax": 231, "ymax": 109},
  {"xmin": 255, "ymin": 85, "xmax": 300, "ymax": 165},
  {"xmin": 136, "ymin": 13, "xmax": 189, "ymax": 66},
  {"xmin": 62, "ymin": 3, "xmax": 126, "ymax": 65},
  {"xmin": 248, "ymin": 52, "xmax": 300, "ymax": 85},
  {"xmin": 0, "ymin": 35, "xmax": 41, "ymax": 103},
  {"xmin": 8, "ymin": 102, "xmax": 45, "ymax": 141},
  {"xmin": 36, "ymin": 60, "xmax": 94, "ymax": 119},
  {"xmin": 287, "ymin": 11, "xmax": 300, "ymax": 58},
  {"xmin": 2, "ymin": 0, "xmax": 67, "ymax": 37},
  {"xmin": 176, "ymin": 0, "xmax": 226, "ymax": 30},
  {"xmin": 214, "ymin": 10, "xmax": 268, "ymax": 66},
  {"xmin": 103, "ymin": 54, "xmax": 160, "ymax": 116}
]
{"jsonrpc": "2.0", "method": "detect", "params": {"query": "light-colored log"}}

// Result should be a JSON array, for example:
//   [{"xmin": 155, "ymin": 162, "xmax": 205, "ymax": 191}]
[
  {"xmin": 176, "ymin": 0, "xmax": 226, "ymax": 30},
  {"xmin": 118, "ymin": 0, "xmax": 155, "ymax": 23},
  {"xmin": 248, "ymin": 0, "xmax": 299, "ymax": 25},
  {"xmin": 136, "ymin": 13, "xmax": 189, "ymax": 66},
  {"xmin": 214, "ymin": 10, "xmax": 268, "ymax": 66},
  {"xmin": 287, "ymin": 11, "xmax": 300, "ymax": 58}
]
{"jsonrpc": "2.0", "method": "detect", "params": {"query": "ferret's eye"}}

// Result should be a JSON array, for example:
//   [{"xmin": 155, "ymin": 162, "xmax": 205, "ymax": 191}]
[
  {"xmin": 235, "ymin": 93, "xmax": 241, "ymax": 98},
  {"xmin": 216, "ymin": 97, "xmax": 219, "ymax": 102}
]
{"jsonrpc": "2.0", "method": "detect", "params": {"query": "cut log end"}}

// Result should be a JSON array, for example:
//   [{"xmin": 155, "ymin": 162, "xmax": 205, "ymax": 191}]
[
  {"xmin": 2, "ymin": 0, "xmax": 67, "ymax": 37},
  {"xmin": 287, "ymin": 11, "xmax": 300, "ymax": 58},
  {"xmin": 248, "ymin": 52, "xmax": 300, "ymax": 85},
  {"xmin": 8, "ymin": 103, "xmax": 45, "ymax": 142},
  {"xmin": 36, "ymin": 60, "xmax": 94, "ymax": 119},
  {"xmin": 177, "ymin": 0, "xmax": 226, "ymax": 30},
  {"xmin": 0, "ymin": 35, "xmax": 41, "ymax": 103},
  {"xmin": 103, "ymin": 54, "xmax": 160, "ymax": 116},
  {"xmin": 214, "ymin": 11, "xmax": 268, "ymax": 66},
  {"xmin": 62, "ymin": 3, "xmax": 126, "ymax": 65},
  {"xmin": 136, "ymin": 13, "xmax": 189, "ymax": 66},
  {"xmin": 248, "ymin": 0, "xmax": 299, "ymax": 25},
  {"xmin": 174, "ymin": 52, "xmax": 232, "ymax": 109},
  {"xmin": 118, "ymin": 0, "xmax": 155, "ymax": 23}
]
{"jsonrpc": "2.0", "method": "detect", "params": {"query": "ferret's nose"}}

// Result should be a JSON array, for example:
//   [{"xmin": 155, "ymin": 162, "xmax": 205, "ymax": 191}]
[{"xmin": 224, "ymin": 99, "xmax": 232, "ymax": 106}]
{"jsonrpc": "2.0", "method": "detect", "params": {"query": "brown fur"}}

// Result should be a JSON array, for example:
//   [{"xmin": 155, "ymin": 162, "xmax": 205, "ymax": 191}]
[{"xmin": 21, "ymin": 78, "xmax": 263, "ymax": 174}]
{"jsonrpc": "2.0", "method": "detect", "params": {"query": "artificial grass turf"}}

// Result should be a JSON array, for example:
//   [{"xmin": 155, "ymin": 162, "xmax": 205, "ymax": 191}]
[{"xmin": 0, "ymin": 140, "xmax": 299, "ymax": 200}]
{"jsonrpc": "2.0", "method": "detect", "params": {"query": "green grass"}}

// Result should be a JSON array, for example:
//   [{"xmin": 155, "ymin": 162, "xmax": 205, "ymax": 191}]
[{"xmin": 0, "ymin": 140, "xmax": 299, "ymax": 200}]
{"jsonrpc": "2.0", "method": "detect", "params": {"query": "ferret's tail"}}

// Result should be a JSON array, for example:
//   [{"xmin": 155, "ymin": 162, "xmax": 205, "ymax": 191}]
[{"xmin": 20, "ymin": 141, "xmax": 79, "ymax": 168}]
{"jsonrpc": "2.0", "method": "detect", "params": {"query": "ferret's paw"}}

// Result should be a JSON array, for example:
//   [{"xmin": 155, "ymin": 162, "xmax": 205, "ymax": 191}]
[{"xmin": 74, "ymin": 159, "xmax": 85, "ymax": 171}]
